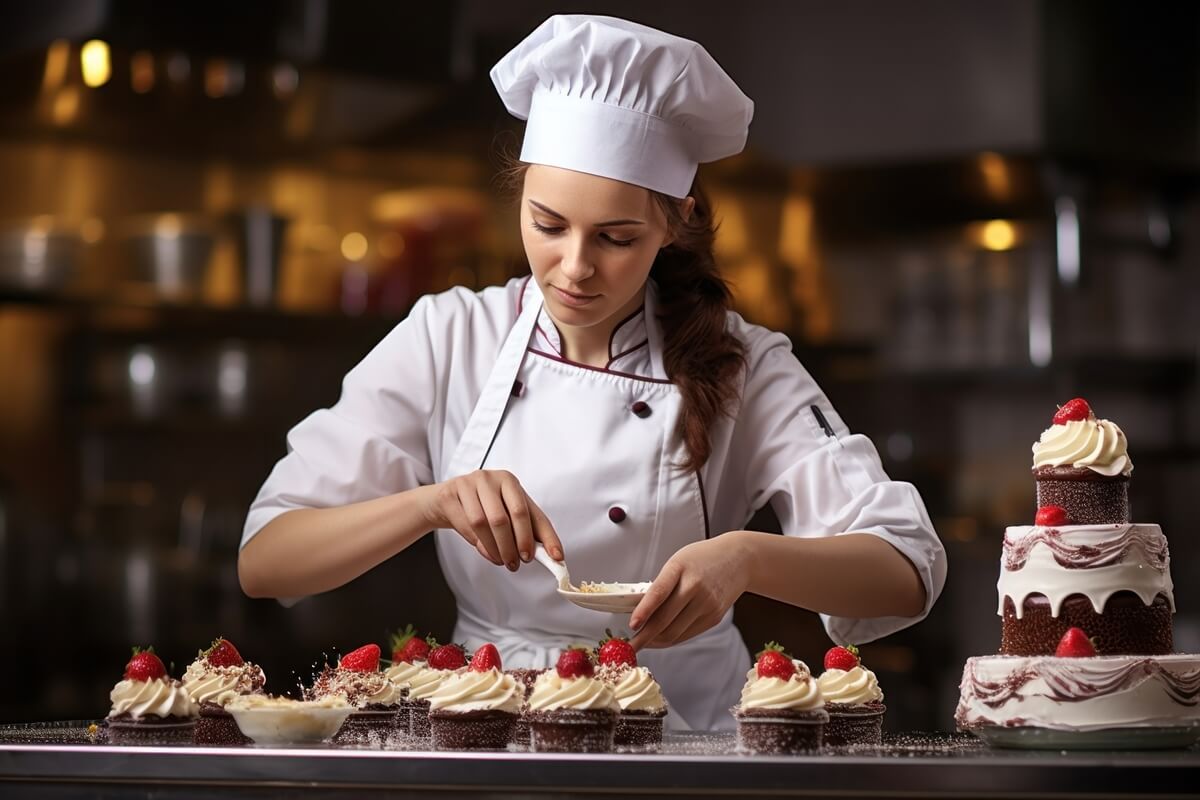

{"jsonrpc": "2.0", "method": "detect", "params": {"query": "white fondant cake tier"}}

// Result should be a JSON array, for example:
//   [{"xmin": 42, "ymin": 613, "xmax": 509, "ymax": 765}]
[
  {"xmin": 997, "ymin": 523, "xmax": 1173, "ymax": 618},
  {"xmin": 956, "ymin": 654, "xmax": 1200, "ymax": 732}
]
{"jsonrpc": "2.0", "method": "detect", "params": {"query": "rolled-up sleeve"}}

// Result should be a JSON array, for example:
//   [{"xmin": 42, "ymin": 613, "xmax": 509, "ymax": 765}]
[
  {"xmin": 240, "ymin": 295, "xmax": 441, "ymax": 550},
  {"xmin": 733, "ymin": 329, "xmax": 947, "ymax": 645}
]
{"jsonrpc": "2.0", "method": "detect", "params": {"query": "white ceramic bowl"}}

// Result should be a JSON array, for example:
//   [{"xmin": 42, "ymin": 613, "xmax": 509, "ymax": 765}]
[{"xmin": 228, "ymin": 705, "xmax": 353, "ymax": 745}]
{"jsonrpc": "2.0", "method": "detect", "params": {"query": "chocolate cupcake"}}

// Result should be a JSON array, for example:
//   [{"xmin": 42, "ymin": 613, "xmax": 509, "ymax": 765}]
[
  {"xmin": 404, "ymin": 643, "xmax": 468, "ymax": 740},
  {"xmin": 182, "ymin": 638, "xmax": 266, "ymax": 746},
  {"xmin": 527, "ymin": 648, "xmax": 618, "ymax": 753},
  {"xmin": 427, "ymin": 644, "xmax": 521, "ymax": 750},
  {"xmin": 734, "ymin": 644, "xmax": 827, "ymax": 755},
  {"xmin": 106, "ymin": 647, "xmax": 199, "ymax": 745},
  {"xmin": 505, "ymin": 668, "xmax": 544, "ymax": 748},
  {"xmin": 306, "ymin": 644, "xmax": 403, "ymax": 744},
  {"xmin": 1031, "ymin": 399, "xmax": 1132, "ymax": 525},
  {"xmin": 384, "ymin": 626, "xmax": 437, "ymax": 736},
  {"xmin": 816, "ymin": 646, "xmax": 885, "ymax": 746}
]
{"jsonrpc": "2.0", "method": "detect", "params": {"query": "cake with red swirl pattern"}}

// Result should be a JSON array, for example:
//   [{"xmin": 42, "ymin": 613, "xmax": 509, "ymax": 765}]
[{"xmin": 957, "ymin": 399, "xmax": 1200, "ymax": 747}]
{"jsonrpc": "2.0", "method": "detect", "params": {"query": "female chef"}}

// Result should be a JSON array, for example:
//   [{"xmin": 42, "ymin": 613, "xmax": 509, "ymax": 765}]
[{"xmin": 238, "ymin": 15, "xmax": 946, "ymax": 731}]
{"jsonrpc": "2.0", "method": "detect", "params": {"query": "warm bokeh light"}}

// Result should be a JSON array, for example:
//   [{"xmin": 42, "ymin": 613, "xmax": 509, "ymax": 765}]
[
  {"xmin": 42, "ymin": 40, "xmax": 71, "ymax": 92},
  {"xmin": 977, "ymin": 151, "xmax": 1011, "ymax": 200},
  {"xmin": 80, "ymin": 40, "xmax": 111, "ymax": 88},
  {"xmin": 51, "ymin": 87, "xmax": 81, "ymax": 126},
  {"xmin": 377, "ymin": 231, "xmax": 406, "ymax": 260},
  {"xmin": 80, "ymin": 218, "xmax": 106, "ymax": 244},
  {"xmin": 130, "ymin": 51, "xmax": 155, "ymax": 93},
  {"xmin": 340, "ymin": 232, "xmax": 368, "ymax": 262},
  {"xmin": 980, "ymin": 219, "xmax": 1016, "ymax": 251}
]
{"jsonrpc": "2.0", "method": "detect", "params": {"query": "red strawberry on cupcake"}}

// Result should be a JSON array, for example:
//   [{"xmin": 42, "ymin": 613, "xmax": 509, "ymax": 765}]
[
  {"xmin": 556, "ymin": 647, "xmax": 595, "ymax": 679},
  {"xmin": 124, "ymin": 647, "xmax": 168, "ymax": 682},
  {"xmin": 469, "ymin": 643, "xmax": 503, "ymax": 672},
  {"xmin": 755, "ymin": 642, "xmax": 797, "ymax": 680},
  {"xmin": 823, "ymin": 644, "xmax": 860, "ymax": 672},
  {"xmin": 597, "ymin": 630, "xmax": 637, "ymax": 668},
  {"xmin": 1052, "ymin": 397, "xmax": 1093, "ymax": 425},
  {"xmin": 428, "ymin": 643, "xmax": 468, "ymax": 671},
  {"xmin": 340, "ymin": 643, "xmax": 381, "ymax": 672},
  {"xmin": 390, "ymin": 624, "xmax": 435, "ymax": 664}
]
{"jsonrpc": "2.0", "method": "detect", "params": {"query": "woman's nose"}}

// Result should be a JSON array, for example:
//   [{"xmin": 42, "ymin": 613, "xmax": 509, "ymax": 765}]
[{"xmin": 560, "ymin": 239, "xmax": 595, "ymax": 282}]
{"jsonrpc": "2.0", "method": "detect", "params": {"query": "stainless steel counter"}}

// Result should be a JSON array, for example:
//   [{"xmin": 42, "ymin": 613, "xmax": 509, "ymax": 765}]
[{"xmin": 1, "ymin": 726, "xmax": 1199, "ymax": 799}]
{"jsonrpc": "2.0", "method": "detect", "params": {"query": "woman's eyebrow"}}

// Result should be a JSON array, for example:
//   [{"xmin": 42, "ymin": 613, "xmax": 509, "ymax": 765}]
[{"xmin": 528, "ymin": 199, "xmax": 644, "ymax": 227}]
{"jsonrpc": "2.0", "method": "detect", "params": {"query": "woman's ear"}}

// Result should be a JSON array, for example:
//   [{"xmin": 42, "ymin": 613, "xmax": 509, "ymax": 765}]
[
  {"xmin": 661, "ymin": 196, "xmax": 696, "ymax": 249},
  {"xmin": 680, "ymin": 196, "xmax": 696, "ymax": 223}
]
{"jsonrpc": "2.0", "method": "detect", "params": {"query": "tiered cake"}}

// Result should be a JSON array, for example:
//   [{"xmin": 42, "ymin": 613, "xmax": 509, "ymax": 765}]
[{"xmin": 956, "ymin": 398, "xmax": 1200, "ymax": 747}]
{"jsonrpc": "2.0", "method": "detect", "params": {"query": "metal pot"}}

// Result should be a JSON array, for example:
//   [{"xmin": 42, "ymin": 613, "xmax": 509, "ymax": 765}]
[
  {"xmin": 0, "ymin": 217, "xmax": 81, "ymax": 291},
  {"xmin": 123, "ymin": 214, "xmax": 215, "ymax": 300}
]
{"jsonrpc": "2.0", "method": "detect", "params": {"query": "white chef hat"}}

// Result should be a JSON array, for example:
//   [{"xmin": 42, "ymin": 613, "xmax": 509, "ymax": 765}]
[{"xmin": 490, "ymin": 15, "xmax": 754, "ymax": 199}]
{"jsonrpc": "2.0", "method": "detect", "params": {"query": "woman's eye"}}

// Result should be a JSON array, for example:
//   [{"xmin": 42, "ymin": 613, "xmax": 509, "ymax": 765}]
[
  {"xmin": 530, "ymin": 220, "xmax": 563, "ymax": 235},
  {"xmin": 602, "ymin": 233, "xmax": 635, "ymax": 247}
]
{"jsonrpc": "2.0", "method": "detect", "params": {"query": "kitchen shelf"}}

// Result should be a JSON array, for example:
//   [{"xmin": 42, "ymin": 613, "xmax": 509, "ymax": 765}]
[{"xmin": 0, "ymin": 287, "xmax": 403, "ymax": 343}]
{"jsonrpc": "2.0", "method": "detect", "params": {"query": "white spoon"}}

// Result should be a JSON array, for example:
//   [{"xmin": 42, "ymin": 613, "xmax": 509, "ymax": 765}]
[{"xmin": 532, "ymin": 544, "xmax": 651, "ymax": 614}]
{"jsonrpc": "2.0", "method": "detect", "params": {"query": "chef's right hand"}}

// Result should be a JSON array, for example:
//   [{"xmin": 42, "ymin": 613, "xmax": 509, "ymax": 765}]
[{"xmin": 422, "ymin": 470, "xmax": 563, "ymax": 571}]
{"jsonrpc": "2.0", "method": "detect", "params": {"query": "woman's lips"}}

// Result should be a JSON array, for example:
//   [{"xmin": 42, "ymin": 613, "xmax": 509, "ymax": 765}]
[{"xmin": 552, "ymin": 286, "xmax": 600, "ymax": 308}]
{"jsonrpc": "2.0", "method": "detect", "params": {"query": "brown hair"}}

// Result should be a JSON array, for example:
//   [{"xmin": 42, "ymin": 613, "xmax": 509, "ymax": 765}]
[{"xmin": 496, "ymin": 154, "xmax": 745, "ymax": 473}]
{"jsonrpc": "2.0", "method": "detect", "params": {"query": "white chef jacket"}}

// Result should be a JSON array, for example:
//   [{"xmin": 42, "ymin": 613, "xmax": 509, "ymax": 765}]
[{"xmin": 242, "ymin": 277, "xmax": 946, "ymax": 649}]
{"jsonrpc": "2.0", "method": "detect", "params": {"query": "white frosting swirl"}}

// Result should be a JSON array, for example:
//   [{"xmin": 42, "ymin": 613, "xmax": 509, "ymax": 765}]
[
  {"xmin": 405, "ymin": 667, "xmax": 462, "ymax": 702},
  {"xmin": 428, "ymin": 668, "xmax": 522, "ymax": 713},
  {"xmin": 817, "ymin": 666, "xmax": 884, "ymax": 705},
  {"xmin": 739, "ymin": 666, "xmax": 824, "ymax": 712},
  {"xmin": 384, "ymin": 660, "xmax": 425, "ymax": 690},
  {"xmin": 182, "ymin": 660, "xmax": 265, "ymax": 707},
  {"xmin": 109, "ymin": 678, "xmax": 199, "ymax": 720},
  {"xmin": 527, "ymin": 671, "xmax": 619, "ymax": 712},
  {"xmin": 597, "ymin": 665, "xmax": 667, "ymax": 713},
  {"xmin": 1033, "ymin": 419, "xmax": 1132, "ymax": 476}
]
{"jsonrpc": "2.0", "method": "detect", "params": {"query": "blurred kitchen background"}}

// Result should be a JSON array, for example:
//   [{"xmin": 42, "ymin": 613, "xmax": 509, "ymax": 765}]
[{"xmin": 1, "ymin": 0, "xmax": 1198, "ymax": 733}]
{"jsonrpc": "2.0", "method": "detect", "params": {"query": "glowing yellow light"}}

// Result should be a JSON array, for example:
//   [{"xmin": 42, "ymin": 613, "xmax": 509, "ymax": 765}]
[
  {"xmin": 130, "ymin": 51, "xmax": 155, "ymax": 93},
  {"xmin": 80, "ymin": 40, "xmax": 111, "ymax": 88},
  {"xmin": 980, "ymin": 219, "xmax": 1016, "ymax": 251},
  {"xmin": 340, "ymin": 232, "xmax": 368, "ymax": 262}
]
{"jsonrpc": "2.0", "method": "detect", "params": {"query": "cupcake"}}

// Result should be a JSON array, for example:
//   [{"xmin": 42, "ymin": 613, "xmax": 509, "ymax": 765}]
[
  {"xmin": 306, "ymin": 644, "xmax": 403, "ymax": 742},
  {"xmin": 428, "ymin": 643, "xmax": 521, "ymax": 750},
  {"xmin": 527, "ymin": 648, "xmax": 619, "ymax": 753},
  {"xmin": 734, "ymin": 643, "xmax": 827, "ymax": 755},
  {"xmin": 816, "ymin": 645, "xmax": 885, "ymax": 746},
  {"xmin": 594, "ymin": 632, "xmax": 667, "ymax": 749},
  {"xmin": 384, "ymin": 626, "xmax": 436, "ymax": 735},
  {"xmin": 404, "ymin": 642, "xmax": 467, "ymax": 739},
  {"xmin": 1032, "ymin": 398, "xmax": 1132, "ymax": 525},
  {"xmin": 505, "ymin": 668, "xmax": 545, "ymax": 748},
  {"xmin": 106, "ymin": 647, "xmax": 199, "ymax": 745},
  {"xmin": 182, "ymin": 637, "xmax": 266, "ymax": 745}
]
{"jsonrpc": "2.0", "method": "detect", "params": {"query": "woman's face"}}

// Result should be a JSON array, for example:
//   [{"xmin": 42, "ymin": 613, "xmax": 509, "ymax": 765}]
[{"xmin": 521, "ymin": 165, "xmax": 675, "ymax": 329}]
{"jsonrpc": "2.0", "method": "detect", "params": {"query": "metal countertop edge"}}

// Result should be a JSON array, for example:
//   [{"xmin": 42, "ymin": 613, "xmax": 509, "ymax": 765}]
[{"xmin": 1, "ymin": 746, "xmax": 1198, "ymax": 796}]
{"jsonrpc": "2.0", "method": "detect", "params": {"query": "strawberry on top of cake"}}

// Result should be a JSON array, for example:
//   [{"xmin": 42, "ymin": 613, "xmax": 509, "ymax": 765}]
[
  {"xmin": 428, "ymin": 643, "xmax": 522, "ymax": 714},
  {"xmin": 307, "ymin": 644, "xmax": 401, "ymax": 709},
  {"xmin": 384, "ymin": 624, "xmax": 435, "ymax": 691},
  {"xmin": 182, "ymin": 637, "xmax": 266, "ymax": 707},
  {"xmin": 109, "ymin": 647, "xmax": 198, "ymax": 721},
  {"xmin": 594, "ymin": 631, "xmax": 666, "ymax": 715}
]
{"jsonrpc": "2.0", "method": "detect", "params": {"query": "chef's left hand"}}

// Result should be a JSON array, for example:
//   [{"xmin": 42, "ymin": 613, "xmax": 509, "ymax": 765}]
[{"xmin": 629, "ymin": 533, "xmax": 752, "ymax": 650}]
